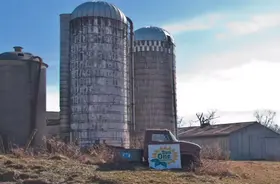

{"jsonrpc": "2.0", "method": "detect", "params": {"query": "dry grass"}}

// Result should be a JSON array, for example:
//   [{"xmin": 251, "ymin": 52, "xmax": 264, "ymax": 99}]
[
  {"xmin": 201, "ymin": 143, "xmax": 230, "ymax": 160},
  {"xmin": 1, "ymin": 155, "xmax": 280, "ymax": 184},
  {"xmin": 0, "ymin": 138, "xmax": 279, "ymax": 184}
]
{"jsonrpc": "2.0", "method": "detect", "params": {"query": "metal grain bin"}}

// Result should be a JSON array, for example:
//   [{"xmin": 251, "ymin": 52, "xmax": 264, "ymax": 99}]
[
  {"xmin": 133, "ymin": 26, "xmax": 177, "ymax": 140},
  {"xmin": 0, "ymin": 46, "xmax": 48, "ymax": 149},
  {"xmin": 60, "ymin": 1, "xmax": 131, "ymax": 148}
]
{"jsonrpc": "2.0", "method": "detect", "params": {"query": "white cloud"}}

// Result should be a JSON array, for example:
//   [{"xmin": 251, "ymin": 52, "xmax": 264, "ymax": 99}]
[
  {"xmin": 176, "ymin": 31, "xmax": 280, "ymax": 125},
  {"xmin": 162, "ymin": 12, "xmax": 280, "ymax": 37},
  {"xmin": 177, "ymin": 60, "xmax": 280, "ymax": 125},
  {"xmin": 185, "ymin": 37, "xmax": 280, "ymax": 74},
  {"xmin": 226, "ymin": 13, "xmax": 280, "ymax": 36},
  {"xmin": 46, "ymin": 85, "xmax": 59, "ymax": 112},
  {"xmin": 162, "ymin": 14, "xmax": 222, "ymax": 34},
  {"xmin": 177, "ymin": 60, "xmax": 280, "ymax": 113}
]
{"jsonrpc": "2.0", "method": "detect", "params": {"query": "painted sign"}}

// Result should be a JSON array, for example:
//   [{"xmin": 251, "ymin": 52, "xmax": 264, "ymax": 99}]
[{"xmin": 148, "ymin": 144, "xmax": 181, "ymax": 170}]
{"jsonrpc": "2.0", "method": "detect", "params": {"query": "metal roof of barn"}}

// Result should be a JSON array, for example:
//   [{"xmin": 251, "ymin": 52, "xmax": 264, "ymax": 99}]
[{"xmin": 178, "ymin": 121, "xmax": 257, "ymax": 138}]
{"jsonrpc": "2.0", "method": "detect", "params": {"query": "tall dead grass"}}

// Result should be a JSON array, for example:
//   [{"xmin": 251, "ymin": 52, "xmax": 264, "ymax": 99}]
[
  {"xmin": 44, "ymin": 137, "xmax": 81, "ymax": 159},
  {"xmin": 130, "ymin": 136, "xmax": 144, "ymax": 149},
  {"xmin": 195, "ymin": 144, "xmax": 236, "ymax": 178},
  {"xmin": 4, "ymin": 136, "xmax": 239, "ymax": 178},
  {"xmin": 7, "ymin": 137, "xmax": 116, "ymax": 165}
]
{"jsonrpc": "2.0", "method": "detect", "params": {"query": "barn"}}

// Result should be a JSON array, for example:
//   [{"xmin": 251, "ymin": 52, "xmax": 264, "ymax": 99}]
[{"xmin": 178, "ymin": 121, "xmax": 280, "ymax": 160}]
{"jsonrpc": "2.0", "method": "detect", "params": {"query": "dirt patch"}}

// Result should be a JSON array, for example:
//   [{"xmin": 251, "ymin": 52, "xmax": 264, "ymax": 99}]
[
  {"xmin": 18, "ymin": 173, "xmax": 38, "ymax": 180},
  {"xmin": 0, "ymin": 171, "xmax": 17, "ymax": 182}
]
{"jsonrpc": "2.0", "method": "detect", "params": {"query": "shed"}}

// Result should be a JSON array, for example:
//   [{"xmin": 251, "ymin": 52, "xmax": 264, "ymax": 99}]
[{"xmin": 178, "ymin": 121, "xmax": 280, "ymax": 160}]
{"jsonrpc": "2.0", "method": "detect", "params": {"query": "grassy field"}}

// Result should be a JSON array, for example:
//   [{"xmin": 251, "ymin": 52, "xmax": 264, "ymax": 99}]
[{"xmin": 1, "ymin": 153, "xmax": 280, "ymax": 184}]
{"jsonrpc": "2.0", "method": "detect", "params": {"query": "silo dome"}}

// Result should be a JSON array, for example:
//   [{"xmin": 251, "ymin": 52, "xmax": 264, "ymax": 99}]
[
  {"xmin": 71, "ymin": 1, "xmax": 127, "ymax": 23},
  {"xmin": 134, "ymin": 26, "xmax": 175, "ymax": 44},
  {"xmin": 0, "ymin": 46, "xmax": 45, "ymax": 63}
]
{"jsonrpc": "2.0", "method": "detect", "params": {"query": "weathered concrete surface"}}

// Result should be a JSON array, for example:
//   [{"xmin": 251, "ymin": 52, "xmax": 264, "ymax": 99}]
[
  {"xmin": 133, "ymin": 40, "xmax": 177, "ymax": 140},
  {"xmin": 69, "ymin": 17, "xmax": 130, "ymax": 148},
  {"xmin": 59, "ymin": 14, "xmax": 71, "ymax": 142}
]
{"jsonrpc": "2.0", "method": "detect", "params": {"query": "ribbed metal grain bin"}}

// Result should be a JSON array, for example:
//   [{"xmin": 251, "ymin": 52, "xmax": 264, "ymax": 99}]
[
  {"xmin": 60, "ymin": 1, "xmax": 131, "ymax": 148},
  {"xmin": 0, "ymin": 46, "xmax": 48, "ymax": 149},
  {"xmin": 133, "ymin": 26, "xmax": 177, "ymax": 140}
]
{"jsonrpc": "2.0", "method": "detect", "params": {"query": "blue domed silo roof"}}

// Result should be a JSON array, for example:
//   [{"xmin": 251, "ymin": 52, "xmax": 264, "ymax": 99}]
[
  {"xmin": 134, "ymin": 26, "xmax": 175, "ymax": 44},
  {"xmin": 71, "ymin": 1, "xmax": 127, "ymax": 24}
]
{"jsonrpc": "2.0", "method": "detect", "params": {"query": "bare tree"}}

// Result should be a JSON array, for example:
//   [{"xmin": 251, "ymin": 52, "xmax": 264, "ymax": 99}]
[
  {"xmin": 177, "ymin": 117, "xmax": 195, "ymax": 127},
  {"xmin": 271, "ymin": 124, "xmax": 280, "ymax": 133},
  {"xmin": 186, "ymin": 120, "xmax": 195, "ymax": 127},
  {"xmin": 254, "ymin": 109, "xmax": 278, "ymax": 132},
  {"xmin": 177, "ymin": 117, "xmax": 184, "ymax": 128},
  {"xmin": 196, "ymin": 110, "xmax": 219, "ymax": 126}
]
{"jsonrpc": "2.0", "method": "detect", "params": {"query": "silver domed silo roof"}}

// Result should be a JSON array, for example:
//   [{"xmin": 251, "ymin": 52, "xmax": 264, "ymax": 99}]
[
  {"xmin": 71, "ymin": 1, "xmax": 127, "ymax": 23},
  {"xmin": 134, "ymin": 26, "xmax": 175, "ymax": 44}
]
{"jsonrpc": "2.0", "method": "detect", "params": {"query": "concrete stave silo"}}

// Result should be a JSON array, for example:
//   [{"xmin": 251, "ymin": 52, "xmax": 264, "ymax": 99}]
[
  {"xmin": 0, "ymin": 46, "xmax": 48, "ymax": 148},
  {"xmin": 60, "ymin": 1, "xmax": 131, "ymax": 148},
  {"xmin": 60, "ymin": 13, "xmax": 72, "ymax": 142},
  {"xmin": 133, "ymin": 26, "xmax": 177, "ymax": 141}
]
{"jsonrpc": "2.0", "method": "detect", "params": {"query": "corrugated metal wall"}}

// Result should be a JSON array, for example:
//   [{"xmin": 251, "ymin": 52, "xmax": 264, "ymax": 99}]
[
  {"xmin": 34, "ymin": 67, "xmax": 47, "ymax": 146},
  {"xmin": 230, "ymin": 123, "xmax": 280, "ymax": 160},
  {"xmin": 0, "ymin": 59, "xmax": 46, "ymax": 147},
  {"xmin": 182, "ymin": 136, "xmax": 230, "ymax": 157}
]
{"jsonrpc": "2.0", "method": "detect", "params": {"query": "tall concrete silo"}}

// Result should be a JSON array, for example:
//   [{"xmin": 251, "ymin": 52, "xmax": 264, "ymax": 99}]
[
  {"xmin": 60, "ymin": 1, "xmax": 132, "ymax": 148},
  {"xmin": 0, "ymin": 46, "xmax": 48, "ymax": 148},
  {"xmin": 133, "ymin": 26, "xmax": 177, "ymax": 140}
]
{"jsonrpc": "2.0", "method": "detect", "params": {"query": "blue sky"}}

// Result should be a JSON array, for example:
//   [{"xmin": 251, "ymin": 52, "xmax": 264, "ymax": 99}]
[{"xmin": 0, "ymin": 0, "xmax": 280, "ymax": 124}]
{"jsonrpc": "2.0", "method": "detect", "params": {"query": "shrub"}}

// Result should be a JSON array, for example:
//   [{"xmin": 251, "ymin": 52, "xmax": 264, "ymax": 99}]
[
  {"xmin": 200, "ymin": 143, "xmax": 230, "ymax": 160},
  {"xmin": 195, "ymin": 144, "xmax": 236, "ymax": 178}
]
